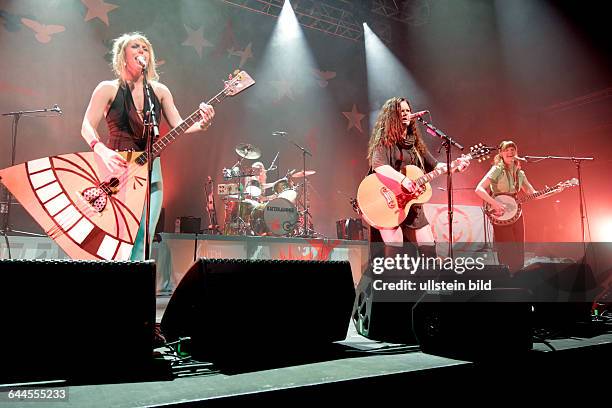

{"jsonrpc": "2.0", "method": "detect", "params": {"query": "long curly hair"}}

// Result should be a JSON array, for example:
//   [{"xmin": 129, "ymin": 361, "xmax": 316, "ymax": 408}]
[{"xmin": 367, "ymin": 97, "xmax": 426, "ymax": 164}]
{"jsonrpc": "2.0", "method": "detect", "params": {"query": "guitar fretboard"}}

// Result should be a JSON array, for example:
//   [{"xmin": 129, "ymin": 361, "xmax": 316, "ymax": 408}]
[
  {"xmin": 518, "ymin": 186, "xmax": 558, "ymax": 203},
  {"xmin": 415, "ymin": 166, "xmax": 446, "ymax": 187},
  {"xmin": 134, "ymin": 91, "xmax": 229, "ymax": 166},
  {"xmin": 414, "ymin": 153, "xmax": 473, "ymax": 187}
]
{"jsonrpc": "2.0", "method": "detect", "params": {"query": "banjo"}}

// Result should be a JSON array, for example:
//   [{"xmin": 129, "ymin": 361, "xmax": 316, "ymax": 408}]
[{"xmin": 485, "ymin": 178, "xmax": 579, "ymax": 226}]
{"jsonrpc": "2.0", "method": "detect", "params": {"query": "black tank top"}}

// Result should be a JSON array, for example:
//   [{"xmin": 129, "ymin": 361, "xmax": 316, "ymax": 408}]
[{"xmin": 105, "ymin": 83, "xmax": 162, "ymax": 151}]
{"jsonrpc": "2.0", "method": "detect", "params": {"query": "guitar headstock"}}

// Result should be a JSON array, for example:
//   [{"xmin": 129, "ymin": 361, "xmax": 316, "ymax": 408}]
[
  {"xmin": 468, "ymin": 143, "xmax": 492, "ymax": 162},
  {"xmin": 224, "ymin": 70, "xmax": 255, "ymax": 96},
  {"xmin": 557, "ymin": 178, "xmax": 580, "ymax": 190}
]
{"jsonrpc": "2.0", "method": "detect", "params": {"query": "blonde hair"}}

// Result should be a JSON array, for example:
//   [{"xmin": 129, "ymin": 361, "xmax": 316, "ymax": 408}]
[{"xmin": 111, "ymin": 32, "xmax": 159, "ymax": 83}]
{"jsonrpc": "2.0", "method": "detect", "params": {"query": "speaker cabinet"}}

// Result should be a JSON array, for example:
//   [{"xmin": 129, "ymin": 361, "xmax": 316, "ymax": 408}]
[
  {"xmin": 353, "ymin": 264, "xmax": 515, "ymax": 344},
  {"xmin": 513, "ymin": 262, "xmax": 598, "ymax": 327},
  {"xmin": 0, "ymin": 259, "xmax": 156, "ymax": 383},
  {"xmin": 160, "ymin": 259, "xmax": 355, "ymax": 360},
  {"xmin": 412, "ymin": 288, "xmax": 533, "ymax": 359}
]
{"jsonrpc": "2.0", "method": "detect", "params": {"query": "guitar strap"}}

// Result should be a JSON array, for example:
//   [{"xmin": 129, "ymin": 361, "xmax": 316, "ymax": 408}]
[
  {"xmin": 413, "ymin": 147, "xmax": 425, "ymax": 171},
  {"xmin": 513, "ymin": 169, "xmax": 520, "ymax": 193}
]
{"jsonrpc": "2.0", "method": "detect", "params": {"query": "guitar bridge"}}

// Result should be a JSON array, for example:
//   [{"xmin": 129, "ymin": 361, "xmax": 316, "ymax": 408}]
[
  {"xmin": 380, "ymin": 186, "xmax": 396, "ymax": 209},
  {"xmin": 80, "ymin": 178, "xmax": 120, "ymax": 213}
]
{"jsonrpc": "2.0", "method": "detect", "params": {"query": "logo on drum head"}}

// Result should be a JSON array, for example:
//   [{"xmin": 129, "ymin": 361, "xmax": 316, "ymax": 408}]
[{"xmin": 266, "ymin": 206, "xmax": 295, "ymax": 213}]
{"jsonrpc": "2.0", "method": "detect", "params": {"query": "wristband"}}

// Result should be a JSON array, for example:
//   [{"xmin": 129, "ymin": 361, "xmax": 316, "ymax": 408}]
[{"xmin": 89, "ymin": 139, "xmax": 100, "ymax": 150}]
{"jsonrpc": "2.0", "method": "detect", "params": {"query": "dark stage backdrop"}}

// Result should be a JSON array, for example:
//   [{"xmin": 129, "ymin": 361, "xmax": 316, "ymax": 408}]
[{"xmin": 1, "ymin": 0, "xmax": 610, "ymax": 241}]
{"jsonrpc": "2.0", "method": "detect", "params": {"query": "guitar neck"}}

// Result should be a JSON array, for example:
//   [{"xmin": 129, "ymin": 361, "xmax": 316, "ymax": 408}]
[
  {"xmin": 518, "ymin": 186, "xmax": 558, "ymax": 204},
  {"xmin": 135, "ymin": 90, "xmax": 228, "ymax": 166},
  {"xmin": 414, "ymin": 166, "xmax": 446, "ymax": 187},
  {"xmin": 413, "ymin": 153, "xmax": 473, "ymax": 187}
]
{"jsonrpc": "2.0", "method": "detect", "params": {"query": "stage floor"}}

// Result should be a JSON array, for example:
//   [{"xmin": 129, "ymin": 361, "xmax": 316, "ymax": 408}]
[{"xmin": 2, "ymin": 294, "xmax": 610, "ymax": 407}]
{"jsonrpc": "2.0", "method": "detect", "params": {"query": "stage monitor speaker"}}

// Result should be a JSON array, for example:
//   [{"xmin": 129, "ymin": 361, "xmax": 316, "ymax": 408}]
[
  {"xmin": 160, "ymin": 259, "xmax": 355, "ymax": 360},
  {"xmin": 513, "ymin": 262, "xmax": 598, "ymax": 327},
  {"xmin": 412, "ymin": 288, "xmax": 533, "ymax": 360},
  {"xmin": 0, "ymin": 259, "xmax": 156, "ymax": 384},
  {"xmin": 353, "ymin": 264, "xmax": 514, "ymax": 344}
]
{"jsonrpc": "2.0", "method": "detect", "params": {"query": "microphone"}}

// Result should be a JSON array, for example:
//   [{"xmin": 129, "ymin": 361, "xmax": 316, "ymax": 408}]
[
  {"xmin": 136, "ymin": 55, "xmax": 147, "ymax": 69},
  {"xmin": 514, "ymin": 156, "xmax": 527, "ymax": 162},
  {"xmin": 51, "ymin": 104, "xmax": 62, "ymax": 115},
  {"xmin": 272, "ymin": 131, "xmax": 287, "ymax": 136},
  {"xmin": 409, "ymin": 110, "xmax": 429, "ymax": 120}
]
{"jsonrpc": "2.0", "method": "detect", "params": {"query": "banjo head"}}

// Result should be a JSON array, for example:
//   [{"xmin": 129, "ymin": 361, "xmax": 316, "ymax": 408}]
[{"xmin": 494, "ymin": 195, "xmax": 519, "ymax": 221}]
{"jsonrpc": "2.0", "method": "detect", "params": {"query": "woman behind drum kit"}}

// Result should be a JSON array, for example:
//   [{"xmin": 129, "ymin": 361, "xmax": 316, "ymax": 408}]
[
  {"xmin": 246, "ymin": 163, "xmax": 302, "ymax": 236},
  {"xmin": 223, "ymin": 149, "xmax": 306, "ymax": 236}
]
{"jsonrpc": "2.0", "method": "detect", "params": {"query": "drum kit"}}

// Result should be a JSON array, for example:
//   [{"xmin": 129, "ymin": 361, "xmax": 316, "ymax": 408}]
[{"xmin": 218, "ymin": 143, "xmax": 316, "ymax": 237}]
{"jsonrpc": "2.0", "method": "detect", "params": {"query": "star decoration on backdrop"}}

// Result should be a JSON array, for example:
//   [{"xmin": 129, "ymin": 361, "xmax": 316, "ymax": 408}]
[
  {"xmin": 227, "ymin": 42, "xmax": 253, "ymax": 68},
  {"xmin": 82, "ymin": 0, "xmax": 118, "ymax": 26},
  {"xmin": 311, "ymin": 68, "xmax": 336, "ymax": 88},
  {"xmin": 270, "ymin": 79, "xmax": 295, "ymax": 102},
  {"xmin": 342, "ymin": 104, "xmax": 365, "ymax": 133},
  {"xmin": 182, "ymin": 25, "xmax": 213, "ymax": 58},
  {"xmin": 21, "ymin": 18, "xmax": 65, "ymax": 43}
]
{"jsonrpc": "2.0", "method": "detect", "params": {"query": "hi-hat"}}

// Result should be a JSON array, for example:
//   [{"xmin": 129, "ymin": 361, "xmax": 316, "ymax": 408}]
[
  {"xmin": 291, "ymin": 170, "xmax": 316, "ymax": 178},
  {"xmin": 235, "ymin": 143, "xmax": 262, "ymax": 159}
]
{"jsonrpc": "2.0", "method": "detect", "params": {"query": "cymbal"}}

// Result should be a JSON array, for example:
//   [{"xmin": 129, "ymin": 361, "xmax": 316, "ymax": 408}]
[
  {"xmin": 291, "ymin": 170, "xmax": 316, "ymax": 178},
  {"xmin": 235, "ymin": 143, "xmax": 262, "ymax": 159}
]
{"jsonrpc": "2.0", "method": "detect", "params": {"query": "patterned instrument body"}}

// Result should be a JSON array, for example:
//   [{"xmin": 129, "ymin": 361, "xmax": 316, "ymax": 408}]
[{"xmin": 0, "ymin": 151, "xmax": 146, "ymax": 260}]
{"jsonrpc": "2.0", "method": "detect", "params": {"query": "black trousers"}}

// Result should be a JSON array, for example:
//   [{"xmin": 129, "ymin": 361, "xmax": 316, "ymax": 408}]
[{"xmin": 493, "ymin": 215, "xmax": 525, "ymax": 274}]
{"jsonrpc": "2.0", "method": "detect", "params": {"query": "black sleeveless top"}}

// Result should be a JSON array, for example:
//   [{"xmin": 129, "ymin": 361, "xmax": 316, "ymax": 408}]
[{"xmin": 105, "ymin": 83, "xmax": 162, "ymax": 151}]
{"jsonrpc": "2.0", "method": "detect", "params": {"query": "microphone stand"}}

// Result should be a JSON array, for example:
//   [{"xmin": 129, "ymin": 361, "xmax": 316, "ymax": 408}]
[
  {"xmin": 1, "ymin": 107, "xmax": 58, "ymax": 258},
  {"xmin": 275, "ymin": 132, "xmax": 312, "ymax": 237},
  {"xmin": 523, "ymin": 155, "xmax": 594, "ymax": 260},
  {"xmin": 417, "ymin": 117, "xmax": 464, "ymax": 259},
  {"xmin": 141, "ymin": 66, "xmax": 159, "ymax": 260}
]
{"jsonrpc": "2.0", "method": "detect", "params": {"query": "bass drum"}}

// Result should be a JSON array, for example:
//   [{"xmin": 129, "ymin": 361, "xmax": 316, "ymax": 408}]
[
  {"xmin": 251, "ymin": 197, "xmax": 298, "ymax": 236},
  {"xmin": 223, "ymin": 199, "xmax": 257, "ymax": 235}
]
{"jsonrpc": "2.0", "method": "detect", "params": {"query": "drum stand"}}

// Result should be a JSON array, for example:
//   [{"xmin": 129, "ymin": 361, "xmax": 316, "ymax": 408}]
[
  {"xmin": 225, "ymin": 160, "xmax": 254, "ymax": 235},
  {"xmin": 1, "ymin": 107, "xmax": 55, "ymax": 259},
  {"xmin": 295, "ymin": 180, "xmax": 321, "ymax": 237},
  {"xmin": 274, "ymin": 131, "xmax": 317, "ymax": 237},
  {"xmin": 235, "ymin": 178, "xmax": 252, "ymax": 236}
]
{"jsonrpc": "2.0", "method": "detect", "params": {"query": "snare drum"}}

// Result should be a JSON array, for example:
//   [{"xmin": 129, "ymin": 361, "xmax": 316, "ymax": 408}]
[
  {"xmin": 273, "ymin": 178, "xmax": 297, "ymax": 204},
  {"xmin": 245, "ymin": 179, "xmax": 262, "ymax": 198},
  {"xmin": 250, "ymin": 197, "xmax": 298, "ymax": 236}
]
